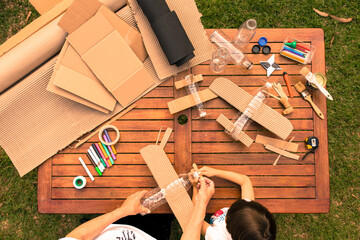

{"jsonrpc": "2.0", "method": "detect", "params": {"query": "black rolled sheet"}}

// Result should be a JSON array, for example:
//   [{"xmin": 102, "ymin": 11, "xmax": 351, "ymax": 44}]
[{"xmin": 137, "ymin": 0, "xmax": 195, "ymax": 66}]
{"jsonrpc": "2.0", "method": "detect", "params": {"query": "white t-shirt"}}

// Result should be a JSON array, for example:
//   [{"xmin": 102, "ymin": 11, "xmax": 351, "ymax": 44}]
[
  {"xmin": 205, "ymin": 207, "xmax": 232, "ymax": 240},
  {"xmin": 60, "ymin": 224, "xmax": 156, "ymax": 240}
]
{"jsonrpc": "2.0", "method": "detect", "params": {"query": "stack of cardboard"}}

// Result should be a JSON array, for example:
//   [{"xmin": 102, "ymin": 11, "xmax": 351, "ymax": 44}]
[{"xmin": 0, "ymin": 0, "xmax": 213, "ymax": 176}]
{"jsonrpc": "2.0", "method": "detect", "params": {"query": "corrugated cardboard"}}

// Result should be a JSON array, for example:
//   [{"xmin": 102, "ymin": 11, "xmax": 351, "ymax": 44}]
[
  {"xmin": 48, "ymin": 41, "xmax": 116, "ymax": 112},
  {"xmin": 0, "ymin": 5, "xmax": 165, "ymax": 177},
  {"xmin": 0, "ymin": 57, "xmax": 124, "ymax": 177},
  {"xmin": 54, "ymin": 0, "xmax": 153, "ymax": 108},
  {"xmin": 0, "ymin": 0, "xmax": 127, "ymax": 94},
  {"xmin": 128, "ymin": 0, "xmax": 214, "ymax": 80},
  {"xmin": 29, "ymin": 0, "xmax": 63, "ymax": 14}
]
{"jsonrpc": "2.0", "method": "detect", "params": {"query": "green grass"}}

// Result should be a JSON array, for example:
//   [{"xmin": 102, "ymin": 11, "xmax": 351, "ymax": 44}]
[{"xmin": 1, "ymin": 0, "xmax": 359, "ymax": 239}]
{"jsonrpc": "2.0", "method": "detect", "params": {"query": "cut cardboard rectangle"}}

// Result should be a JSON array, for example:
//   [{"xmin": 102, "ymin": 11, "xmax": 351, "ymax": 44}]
[
  {"xmin": 140, "ymin": 144, "xmax": 193, "ymax": 230},
  {"xmin": 128, "ymin": 0, "xmax": 214, "ymax": 80},
  {"xmin": 29, "ymin": 0, "xmax": 64, "ymax": 14},
  {"xmin": 216, "ymin": 114, "xmax": 253, "ymax": 147},
  {"xmin": 175, "ymin": 74, "xmax": 203, "ymax": 89},
  {"xmin": 255, "ymin": 134, "xmax": 298, "ymax": 152},
  {"xmin": 167, "ymin": 88, "xmax": 217, "ymax": 114},
  {"xmin": 66, "ymin": 11, "xmax": 154, "ymax": 107},
  {"xmin": 210, "ymin": 78, "xmax": 293, "ymax": 140},
  {"xmin": 265, "ymin": 144, "xmax": 300, "ymax": 160},
  {"xmin": 48, "ymin": 41, "xmax": 117, "ymax": 112}
]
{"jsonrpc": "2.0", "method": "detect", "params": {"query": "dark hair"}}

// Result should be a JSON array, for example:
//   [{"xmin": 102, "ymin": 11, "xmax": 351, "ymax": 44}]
[{"xmin": 226, "ymin": 199, "xmax": 277, "ymax": 240}]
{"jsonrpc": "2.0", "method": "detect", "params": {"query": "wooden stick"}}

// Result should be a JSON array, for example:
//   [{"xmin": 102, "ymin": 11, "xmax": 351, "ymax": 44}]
[
  {"xmin": 262, "ymin": 90, "xmax": 280, "ymax": 100},
  {"xmin": 155, "ymin": 126, "xmax": 162, "ymax": 145},
  {"xmin": 272, "ymin": 136, "xmax": 296, "ymax": 166}
]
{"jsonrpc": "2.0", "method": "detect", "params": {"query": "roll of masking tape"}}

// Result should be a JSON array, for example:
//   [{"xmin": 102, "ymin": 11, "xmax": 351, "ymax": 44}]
[
  {"xmin": 98, "ymin": 125, "xmax": 120, "ymax": 146},
  {"xmin": 73, "ymin": 176, "xmax": 86, "ymax": 189}
]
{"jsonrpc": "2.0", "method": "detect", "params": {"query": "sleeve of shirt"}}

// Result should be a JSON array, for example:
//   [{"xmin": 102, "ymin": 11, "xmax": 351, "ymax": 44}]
[{"xmin": 59, "ymin": 238, "xmax": 79, "ymax": 240}]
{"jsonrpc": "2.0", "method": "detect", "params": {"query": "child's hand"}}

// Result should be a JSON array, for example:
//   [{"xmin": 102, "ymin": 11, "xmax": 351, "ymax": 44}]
[
  {"xmin": 199, "ymin": 166, "xmax": 218, "ymax": 177},
  {"xmin": 188, "ymin": 169, "xmax": 200, "ymax": 187}
]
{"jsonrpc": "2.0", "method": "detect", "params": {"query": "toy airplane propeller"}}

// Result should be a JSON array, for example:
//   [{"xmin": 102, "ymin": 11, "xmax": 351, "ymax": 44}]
[{"xmin": 260, "ymin": 54, "xmax": 281, "ymax": 77}]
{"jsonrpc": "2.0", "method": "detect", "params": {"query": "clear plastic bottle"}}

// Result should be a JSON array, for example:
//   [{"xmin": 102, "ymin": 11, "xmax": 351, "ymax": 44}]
[
  {"xmin": 234, "ymin": 19, "xmax": 257, "ymax": 49},
  {"xmin": 210, "ymin": 47, "xmax": 230, "ymax": 73},
  {"xmin": 226, "ymin": 82, "xmax": 271, "ymax": 140},
  {"xmin": 140, "ymin": 173, "xmax": 192, "ymax": 215},
  {"xmin": 209, "ymin": 30, "xmax": 253, "ymax": 69}
]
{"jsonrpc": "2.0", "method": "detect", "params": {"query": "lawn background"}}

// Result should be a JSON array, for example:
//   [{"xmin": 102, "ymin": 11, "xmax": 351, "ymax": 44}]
[{"xmin": 0, "ymin": 0, "xmax": 359, "ymax": 239}]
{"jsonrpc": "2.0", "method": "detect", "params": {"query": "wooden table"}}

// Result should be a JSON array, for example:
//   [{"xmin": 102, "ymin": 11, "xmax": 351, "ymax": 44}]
[{"xmin": 38, "ymin": 29, "xmax": 329, "ymax": 214}]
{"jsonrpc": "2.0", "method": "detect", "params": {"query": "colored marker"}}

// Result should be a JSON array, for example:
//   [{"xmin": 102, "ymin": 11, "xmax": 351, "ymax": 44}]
[
  {"xmin": 98, "ymin": 142, "xmax": 112, "ymax": 167},
  {"xmin": 283, "ymin": 72, "xmax": 294, "ymax": 98},
  {"xmin": 101, "ymin": 142, "xmax": 114, "ymax": 165},
  {"xmin": 104, "ymin": 129, "xmax": 118, "ymax": 155},
  {"xmin": 283, "ymin": 46, "xmax": 305, "ymax": 57},
  {"xmin": 104, "ymin": 133, "xmax": 116, "ymax": 160},
  {"xmin": 93, "ymin": 143, "xmax": 109, "ymax": 168},
  {"xmin": 86, "ymin": 152, "xmax": 102, "ymax": 176},
  {"xmin": 95, "ymin": 143, "xmax": 108, "ymax": 167},
  {"xmin": 88, "ymin": 149, "xmax": 104, "ymax": 172},
  {"xmin": 90, "ymin": 146, "xmax": 106, "ymax": 168},
  {"xmin": 78, "ymin": 157, "xmax": 94, "ymax": 181}
]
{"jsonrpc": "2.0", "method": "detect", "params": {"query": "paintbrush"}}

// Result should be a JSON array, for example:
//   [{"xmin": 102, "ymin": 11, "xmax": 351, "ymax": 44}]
[
  {"xmin": 300, "ymin": 67, "xmax": 333, "ymax": 100},
  {"xmin": 294, "ymin": 82, "xmax": 324, "ymax": 119}
]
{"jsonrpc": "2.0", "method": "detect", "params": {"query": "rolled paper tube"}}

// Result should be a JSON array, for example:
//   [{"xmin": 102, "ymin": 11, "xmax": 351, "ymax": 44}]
[
  {"xmin": 283, "ymin": 46, "xmax": 305, "ymax": 57},
  {"xmin": 137, "ymin": 0, "xmax": 195, "ymax": 66},
  {"xmin": 281, "ymin": 50, "xmax": 306, "ymax": 64},
  {"xmin": 98, "ymin": 125, "xmax": 120, "ymax": 146}
]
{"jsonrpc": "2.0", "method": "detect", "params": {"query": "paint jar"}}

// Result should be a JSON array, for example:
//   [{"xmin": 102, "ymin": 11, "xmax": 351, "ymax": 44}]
[
  {"xmin": 306, "ymin": 72, "xmax": 327, "ymax": 90},
  {"xmin": 210, "ymin": 47, "xmax": 230, "ymax": 73},
  {"xmin": 234, "ymin": 19, "xmax": 257, "ymax": 49},
  {"xmin": 140, "ymin": 174, "xmax": 192, "ymax": 215},
  {"xmin": 210, "ymin": 30, "xmax": 253, "ymax": 69},
  {"xmin": 280, "ymin": 37, "xmax": 316, "ymax": 64}
]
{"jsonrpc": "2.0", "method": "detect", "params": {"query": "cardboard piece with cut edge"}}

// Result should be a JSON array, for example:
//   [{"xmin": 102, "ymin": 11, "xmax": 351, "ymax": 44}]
[
  {"xmin": 47, "ymin": 41, "xmax": 116, "ymax": 112},
  {"xmin": 140, "ymin": 128, "xmax": 193, "ymax": 230},
  {"xmin": 55, "ymin": 0, "xmax": 154, "ymax": 108}
]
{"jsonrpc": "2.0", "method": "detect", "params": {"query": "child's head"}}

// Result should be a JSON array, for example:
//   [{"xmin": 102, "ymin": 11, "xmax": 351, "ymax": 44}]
[{"xmin": 226, "ymin": 199, "xmax": 276, "ymax": 240}]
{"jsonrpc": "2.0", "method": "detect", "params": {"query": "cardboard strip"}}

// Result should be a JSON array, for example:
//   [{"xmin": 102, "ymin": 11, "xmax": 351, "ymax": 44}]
[
  {"xmin": 209, "ymin": 78, "xmax": 293, "ymax": 140},
  {"xmin": 216, "ymin": 114, "xmax": 253, "ymax": 147},
  {"xmin": 140, "ymin": 145, "xmax": 193, "ymax": 230},
  {"xmin": 175, "ymin": 74, "xmax": 203, "ymax": 89},
  {"xmin": 255, "ymin": 134, "xmax": 298, "ymax": 152},
  {"xmin": 265, "ymin": 144, "xmax": 300, "ymax": 160},
  {"xmin": 30, "ymin": 0, "xmax": 64, "ymax": 15},
  {"xmin": 167, "ymin": 89, "xmax": 217, "ymax": 114},
  {"xmin": 159, "ymin": 127, "xmax": 173, "ymax": 149},
  {"xmin": 273, "ymin": 136, "xmax": 295, "ymax": 166}
]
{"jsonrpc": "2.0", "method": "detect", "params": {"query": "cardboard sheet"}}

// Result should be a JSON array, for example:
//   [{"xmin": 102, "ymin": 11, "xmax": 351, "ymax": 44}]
[
  {"xmin": 30, "ymin": 0, "xmax": 63, "ymax": 14},
  {"xmin": 128, "ymin": 0, "xmax": 214, "ymax": 79},
  {"xmin": 0, "ymin": 0, "xmax": 127, "ymax": 93},
  {"xmin": 0, "ymin": 58, "xmax": 124, "ymax": 177},
  {"xmin": 48, "ymin": 41, "xmax": 116, "ymax": 112}
]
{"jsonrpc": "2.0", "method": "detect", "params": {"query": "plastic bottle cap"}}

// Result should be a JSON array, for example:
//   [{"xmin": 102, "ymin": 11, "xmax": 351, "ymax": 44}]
[
  {"xmin": 252, "ymin": 45, "xmax": 261, "ymax": 54},
  {"xmin": 262, "ymin": 45, "xmax": 271, "ymax": 54},
  {"xmin": 258, "ymin": 37, "xmax": 267, "ymax": 47}
]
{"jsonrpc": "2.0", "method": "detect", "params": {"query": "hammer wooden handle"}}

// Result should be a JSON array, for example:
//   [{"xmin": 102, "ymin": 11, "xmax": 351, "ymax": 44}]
[{"xmin": 305, "ymin": 96, "xmax": 324, "ymax": 119}]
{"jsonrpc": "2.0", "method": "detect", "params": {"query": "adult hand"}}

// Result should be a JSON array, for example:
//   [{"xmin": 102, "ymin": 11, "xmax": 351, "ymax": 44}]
[
  {"xmin": 195, "ymin": 177, "xmax": 215, "ymax": 206},
  {"xmin": 120, "ymin": 190, "xmax": 150, "ymax": 216},
  {"xmin": 188, "ymin": 169, "xmax": 200, "ymax": 187},
  {"xmin": 199, "ymin": 166, "xmax": 219, "ymax": 177}
]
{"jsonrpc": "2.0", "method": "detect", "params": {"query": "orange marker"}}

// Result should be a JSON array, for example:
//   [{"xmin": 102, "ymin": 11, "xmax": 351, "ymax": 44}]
[{"xmin": 283, "ymin": 72, "xmax": 294, "ymax": 98}]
